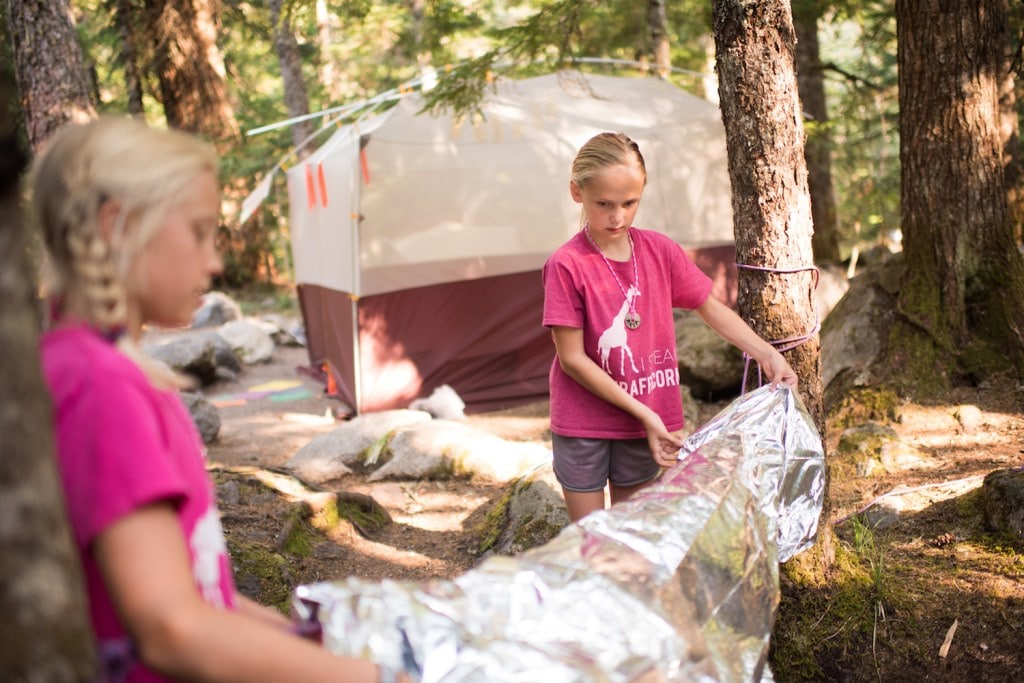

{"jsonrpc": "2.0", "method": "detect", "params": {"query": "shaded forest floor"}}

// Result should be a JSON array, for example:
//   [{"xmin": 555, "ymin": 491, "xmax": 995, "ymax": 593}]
[{"xmin": 202, "ymin": 324, "xmax": 1024, "ymax": 681}]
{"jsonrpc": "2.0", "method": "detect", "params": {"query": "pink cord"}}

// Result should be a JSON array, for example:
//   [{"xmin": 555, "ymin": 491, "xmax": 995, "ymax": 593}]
[{"xmin": 734, "ymin": 262, "xmax": 820, "ymax": 393}]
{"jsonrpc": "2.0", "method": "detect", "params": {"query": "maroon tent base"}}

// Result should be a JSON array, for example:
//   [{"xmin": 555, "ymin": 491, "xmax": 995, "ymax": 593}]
[{"xmin": 297, "ymin": 244, "xmax": 736, "ymax": 415}]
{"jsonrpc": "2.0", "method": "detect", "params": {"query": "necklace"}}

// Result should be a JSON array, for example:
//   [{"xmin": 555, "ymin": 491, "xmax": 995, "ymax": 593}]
[{"xmin": 584, "ymin": 224, "xmax": 641, "ymax": 330}]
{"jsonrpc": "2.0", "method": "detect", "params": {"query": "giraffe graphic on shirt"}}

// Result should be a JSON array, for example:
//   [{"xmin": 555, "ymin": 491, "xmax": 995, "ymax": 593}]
[
  {"xmin": 191, "ymin": 507, "xmax": 229, "ymax": 608},
  {"xmin": 598, "ymin": 284, "xmax": 641, "ymax": 376}
]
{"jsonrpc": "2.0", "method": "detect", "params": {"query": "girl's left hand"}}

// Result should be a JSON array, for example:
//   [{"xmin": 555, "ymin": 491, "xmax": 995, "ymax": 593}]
[{"xmin": 764, "ymin": 351, "xmax": 798, "ymax": 389}]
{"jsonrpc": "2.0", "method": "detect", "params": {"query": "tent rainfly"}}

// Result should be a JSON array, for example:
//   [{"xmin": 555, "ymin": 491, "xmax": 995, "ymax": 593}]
[{"xmin": 287, "ymin": 70, "xmax": 736, "ymax": 415}]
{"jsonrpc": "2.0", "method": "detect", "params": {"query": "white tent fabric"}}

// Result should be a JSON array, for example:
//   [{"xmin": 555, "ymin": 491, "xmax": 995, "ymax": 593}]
[
  {"xmin": 284, "ymin": 71, "xmax": 736, "ymax": 414},
  {"xmin": 287, "ymin": 70, "xmax": 733, "ymax": 298}
]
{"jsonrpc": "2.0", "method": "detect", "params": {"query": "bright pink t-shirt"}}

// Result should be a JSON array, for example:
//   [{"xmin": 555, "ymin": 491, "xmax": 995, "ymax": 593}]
[
  {"xmin": 42, "ymin": 326, "xmax": 236, "ymax": 683},
  {"xmin": 543, "ymin": 227, "xmax": 713, "ymax": 438}
]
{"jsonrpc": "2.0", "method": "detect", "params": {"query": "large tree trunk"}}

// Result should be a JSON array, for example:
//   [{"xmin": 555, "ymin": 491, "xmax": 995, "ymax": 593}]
[
  {"xmin": 893, "ymin": 0, "xmax": 1024, "ymax": 391},
  {"xmin": 146, "ymin": 0, "xmax": 239, "ymax": 147},
  {"xmin": 268, "ymin": 0, "xmax": 314, "ymax": 149},
  {"xmin": 711, "ymin": 0, "xmax": 823, "ymax": 427},
  {"xmin": 5, "ymin": 0, "xmax": 96, "ymax": 150},
  {"xmin": 0, "ymin": 72, "xmax": 97, "ymax": 682},
  {"xmin": 646, "ymin": 0, "xmax": 671, "ymax": 79},
  {"xmin": 793, "ymin": 0, "xmax": 841, "ymax": 265},
  {"xmin": 999, "ymin": 14, "xmax": 1024, "ymax": 246},
  {"xmin": 710, "ymin": 0, "xmax": 829, "ymax": 575}
]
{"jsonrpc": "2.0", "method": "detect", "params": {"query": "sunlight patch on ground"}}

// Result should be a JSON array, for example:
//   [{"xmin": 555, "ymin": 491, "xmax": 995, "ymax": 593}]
[
  {"xmin": 894, "ymin": 404, "xmax": 1024, "ymax": 452},
  {"xmin": 350, "ymin": 481, "xmax": 491, "ymax": 532}
]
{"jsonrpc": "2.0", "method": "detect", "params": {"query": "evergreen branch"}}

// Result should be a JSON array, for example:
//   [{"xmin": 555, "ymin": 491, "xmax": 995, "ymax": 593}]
[{"xmin": 420, "ymin": 0, "xmax": 596, "ymax": 117}]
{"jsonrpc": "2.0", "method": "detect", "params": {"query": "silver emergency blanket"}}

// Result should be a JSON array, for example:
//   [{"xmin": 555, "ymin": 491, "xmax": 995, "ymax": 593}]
[{"xmin": 292, "ymin": 385, "xmax": 825, "ymax": 682}]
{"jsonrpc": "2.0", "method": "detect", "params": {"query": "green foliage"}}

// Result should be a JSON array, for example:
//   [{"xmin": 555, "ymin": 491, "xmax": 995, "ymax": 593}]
[
  {"xmin": 58, "ymin": 0, "xmax": 910, "ymax": 283},
  {"xmin": 818, "ymin": 2, "xmax": 900, "ymax": 256}
]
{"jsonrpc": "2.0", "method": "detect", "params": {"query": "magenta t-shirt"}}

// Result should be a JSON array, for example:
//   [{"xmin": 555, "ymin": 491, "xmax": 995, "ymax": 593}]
[
  {"xmin": 543, "ymin": 227, "xmax": 713, "ymax": 438},
  {"xmin": 42, "ymin": 326, "xmax": 236, "ymax": 683}
]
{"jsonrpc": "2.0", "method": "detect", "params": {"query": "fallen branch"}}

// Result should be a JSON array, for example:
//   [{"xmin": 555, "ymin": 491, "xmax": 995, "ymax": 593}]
[{"xmin": 939, "ymin": 618, "xmax": 959, "ymax": 658}]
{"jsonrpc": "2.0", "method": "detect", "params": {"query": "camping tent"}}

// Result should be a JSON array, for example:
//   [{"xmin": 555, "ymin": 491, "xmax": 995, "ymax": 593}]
[{"xmin": 286, "ymin": 70, "xmax": 736, "ymax": 415}]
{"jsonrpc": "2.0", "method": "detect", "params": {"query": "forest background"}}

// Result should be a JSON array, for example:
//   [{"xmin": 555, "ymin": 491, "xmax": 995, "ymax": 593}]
[
  {"xmin": 3, "ymin": 0, "xmax": 908, "ymax": 285},
  {"xmin": 3, "ymin": 0, "xmax": 1024, "ymax": 681}
]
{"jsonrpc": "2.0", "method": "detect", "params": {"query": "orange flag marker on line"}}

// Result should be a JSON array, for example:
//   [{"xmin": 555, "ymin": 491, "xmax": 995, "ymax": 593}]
[
  {"xmin": 317, "ymin": 162, "xmax": 329, "ymax": 207},
  {"xmin": 360, "ymin": 148, "xmax": 371, "ymax": 184},
  {"xmin": 305, "ymin": 163, "xmax": 317, "ymax": 209}
]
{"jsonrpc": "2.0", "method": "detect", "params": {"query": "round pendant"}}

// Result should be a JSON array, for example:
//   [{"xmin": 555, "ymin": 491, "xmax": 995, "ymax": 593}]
[{"xmin": 625, "ymin": 312, "xmax": 641, "ymax": 330}]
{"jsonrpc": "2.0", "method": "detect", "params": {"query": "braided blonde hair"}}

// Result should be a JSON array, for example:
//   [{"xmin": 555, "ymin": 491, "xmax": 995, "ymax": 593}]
[{"xmin": 30, "ymin": 116, "xmax": 218, "ymax": 389}]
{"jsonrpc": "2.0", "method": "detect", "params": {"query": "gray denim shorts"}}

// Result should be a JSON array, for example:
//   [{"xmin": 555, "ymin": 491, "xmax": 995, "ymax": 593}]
[{"xmin": 551, "ymin": 434, "xmax": 660, "ymax": 492}]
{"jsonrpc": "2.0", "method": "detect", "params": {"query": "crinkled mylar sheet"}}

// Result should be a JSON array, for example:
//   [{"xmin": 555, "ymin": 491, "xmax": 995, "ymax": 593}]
[{"xmin": 292, "ymin": 385, "xmax": 825, "ymax": 682}]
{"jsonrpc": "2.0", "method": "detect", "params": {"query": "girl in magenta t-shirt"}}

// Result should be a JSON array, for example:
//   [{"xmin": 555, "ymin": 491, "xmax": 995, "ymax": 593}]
[
  {"xmin": 32, "ymin": 118, "xmax": 410, "ymax": 683},
  {"xmin": 543, "ymin": 132, "xmax": 798, "ymax": 522}
]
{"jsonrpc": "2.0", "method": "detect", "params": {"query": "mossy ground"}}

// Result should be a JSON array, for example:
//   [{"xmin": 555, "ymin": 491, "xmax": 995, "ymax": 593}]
[{"xmin": 771, "ymin": 378, "xmax": 1024, "ymax": 681}]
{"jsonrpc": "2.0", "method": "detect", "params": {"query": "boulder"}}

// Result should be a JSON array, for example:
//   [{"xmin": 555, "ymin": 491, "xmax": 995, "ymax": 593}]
[
  {"xmin": 481, "ymin": 467, "xmax": 569, "ymax": 557},
  {"xmin": 369, "ymin": 420, "xmax": 551, "ymax": 483},
  {"xmin": 675, "ymin": 309, "xmax": 743, "ymax": 398},
  {"xmin": 982, "ymin": 468, "xmax": 1024, "ymax": 537},
  {"xmin": 820, "ymin": 259, "xmax": 901, "ymax": 408},
  {"xmin": 191, "ymin": 290, "xmax": 243, "ymax": 328},
  {"xmin": 217, "ymin": 319, "xmax": 276, "ymax": 365},
  {"xmin": 285, "ymin": 409, "xmax": 432, "ymax": 484},
  {"xmin": 181, "ymin": 391, "xmax": 221, "ymax": 445},
  {"xmin": 145, "ymin": 334, "xmax": 219, "ymax": 385}
]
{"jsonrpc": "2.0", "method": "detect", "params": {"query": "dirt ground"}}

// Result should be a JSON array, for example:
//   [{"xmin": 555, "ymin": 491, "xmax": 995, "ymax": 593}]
[{"xmin": 201, "ymin": 339, "xmax": 1024, "ymax": 682}]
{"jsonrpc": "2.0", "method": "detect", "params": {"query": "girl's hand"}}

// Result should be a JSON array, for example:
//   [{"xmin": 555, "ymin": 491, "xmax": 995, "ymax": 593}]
[
  {"xmin": 641, "ymin": 412, "xmax": 683, "ymax": 468},
  {"xmin": 763, "ymin": 350, "xmax": 798, "ymax": 389}
]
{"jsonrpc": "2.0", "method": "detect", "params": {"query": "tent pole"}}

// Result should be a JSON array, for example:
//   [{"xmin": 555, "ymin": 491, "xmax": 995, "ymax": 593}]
[{"xmin": 350, "ymin": 141, "xmax": 364, "ymax": 415}]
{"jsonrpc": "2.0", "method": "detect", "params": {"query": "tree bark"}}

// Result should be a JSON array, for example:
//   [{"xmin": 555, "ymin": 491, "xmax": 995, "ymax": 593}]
[
  {"xmin": 793, "ymin": 0, "xmax": 841, "ymax": 265},
  {"xmin": 0, "ymin": 72, "xmax": 97, "ymax": 683},
  {"xmin": 710, "ymin": 0, "xmax": 823, "ymax": 427},
  {"xmin": 5, "ymin": 0, "xmax": 96, "ymax": 150},
  {"xmin": 999, "ymin": 14, "xmax": 1024, "ymax": 246},
  {"xmin": 145, "ymin": 0, "xmax": 239, "ymax": 148},
  {"xmin": 268, "ymin": 0, "xmax": 314, "ymax": 150},
  {"xmin": 894, "ymin": 0, "xmax": 1024, "ymax": 390},
  {"xmin": 115, "ymin": 0, "xmax": 145, "ymax": 116},
  {"xmin": 646, "ymin": 0, "xmax": 671, "ymax": 79},
  {"xmin": 710, "ymin": 0, "xmax": 829, "ymax": 575}
]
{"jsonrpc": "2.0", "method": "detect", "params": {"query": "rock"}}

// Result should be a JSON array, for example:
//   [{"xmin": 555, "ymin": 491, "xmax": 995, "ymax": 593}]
[
  {"xmin": 816, "ymin": 264, "xmax": 850, "ymax": 320},
  {"xmin": 857, "ymin": 243, "xmax": 895, "ymax": 268},
  {"xmin": 218, "ymin": 479, "xmax": 241, "ymax": 506},
  {"xmin": 681, "ymin": 385, "xmax": 699, "ymax": 437},
  {"xmin": 369, "ymin": 420, "xmax": 551, "ymax": 483},
  {"xmin": 145, "ymin": 334, "xmax": 219, "ymax": 385},
  {"xmin": 218, "ymin": 319, "xmax": 276, "ymax": 364},
  {"xmin": 955, "ymin": 404, "xmax": 983, "ymax": 434},
  {"xmin": 982, "ymin": 468, "xmax": 1024, "ymax": 536},
  {"xmin": 482, "ymin": 467, "xmax": 570, "ymax": 557},
  {"xmin": 285, "ymin": 410, "xmax": 432, "ymax": 484},
  {"xmin": 675, "ymin": 309, "xmax": 744, "ymax": 398},
  {"xmin": 838, "ymin": 422, "xmax": 901, "ymax": 478},
  {"xmin": 191, "ymin": 291, "xmax": 243, "ymax": 328},
  {"xmin": 196, "ymin": 330, "xmax": 242, "ymax": 373},
  {"xmin": 820, "ymin": 259, "xmax": 901, "ymax": 408},
  {"xmin": 180, "ymin": 391, "xmax": 221, "ymax": 445},
  {"xmin": 837, "ymin": 422, "xmax": 899, "ymax": 456},
  {"xmin": 410, "ymin": 384, "xmax": 466, "ymax": 420},
  {"xmin": 879, "ymin": 441, "xmax": 935, "ymax": 473},
  {"xmin": 862, "ymin": 498, "xmax": 903, "ymax": 529},
  {"xmin": 259, "ymin": 314, "xmax": 305, "ymax": 347}
]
